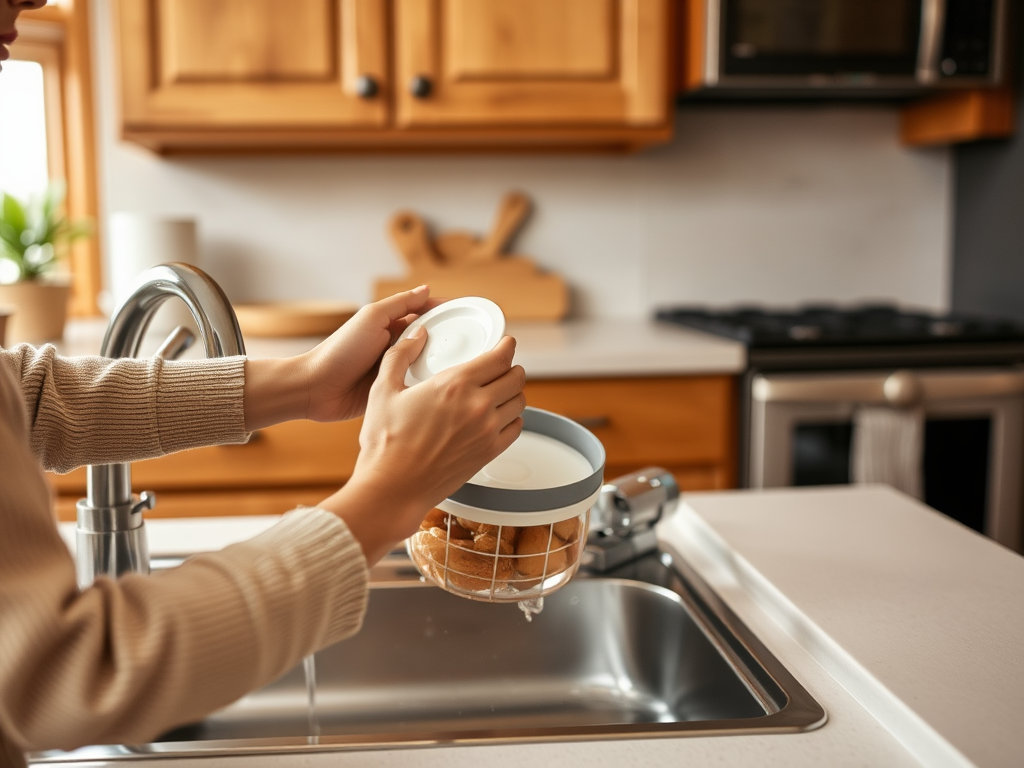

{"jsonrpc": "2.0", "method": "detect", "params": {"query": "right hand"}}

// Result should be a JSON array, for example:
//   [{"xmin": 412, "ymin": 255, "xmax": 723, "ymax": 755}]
[{"xmin": 317, "ymin": 329, "xmax": 526, "ymax": 564}]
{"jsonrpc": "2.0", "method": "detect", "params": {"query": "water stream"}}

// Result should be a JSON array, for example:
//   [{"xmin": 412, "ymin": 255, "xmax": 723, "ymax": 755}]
[{"xmin": 303, "ymin": 654, "xmax": 320, "ymax": 744}]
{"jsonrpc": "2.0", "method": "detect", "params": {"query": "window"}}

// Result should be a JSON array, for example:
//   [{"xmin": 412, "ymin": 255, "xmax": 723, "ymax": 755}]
[
  {"xmin": 3, "ymin": 0, "xmax": 101, "ymax": 316},
  {"xmin": 0, "ymin": 60, "xmax": 51, "ymax": 200}
]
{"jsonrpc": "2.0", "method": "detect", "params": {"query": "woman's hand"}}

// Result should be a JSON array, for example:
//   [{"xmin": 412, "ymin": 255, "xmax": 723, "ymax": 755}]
[
  {"xmin": 316, "ymin": 330, "xmax": 526, "ymax": 564},
  {"xmin": 243, "ymin": 286, "xmax": 440, "ymax": 432}
]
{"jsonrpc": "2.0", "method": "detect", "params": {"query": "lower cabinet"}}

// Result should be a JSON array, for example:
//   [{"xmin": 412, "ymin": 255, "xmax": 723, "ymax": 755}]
[{"xmin": 50, "ymin": 375, "xmax": 736, "ymax": 520}]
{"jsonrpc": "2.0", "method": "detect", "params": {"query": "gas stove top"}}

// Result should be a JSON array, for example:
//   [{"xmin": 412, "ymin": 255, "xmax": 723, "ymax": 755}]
[{"xmin": 655, "ymin": 305, "xmax": 1024, "ymax": 349}]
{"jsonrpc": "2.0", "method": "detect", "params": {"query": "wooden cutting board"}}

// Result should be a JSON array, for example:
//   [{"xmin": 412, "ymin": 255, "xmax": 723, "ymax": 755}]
[
  {"xmin": 234, "ymin": 301, "xmax": 359, "ymax": 338},
  {"xmin": 374, "ymin": 262, "xmax": 569, "ymax": 321},
  {"xmin": 375, "ymin": 192, "xmax": 570, "ymax": 321}
]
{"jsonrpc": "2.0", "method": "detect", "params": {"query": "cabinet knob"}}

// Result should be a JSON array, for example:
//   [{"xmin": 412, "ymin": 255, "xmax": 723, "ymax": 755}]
[
  {"xmin": 355, "ymin": 75, "xmax": 379, "ymax": 99},
  {"xmin": 409, "ymin": 75, "xmax": 433, "ymax": 99}
]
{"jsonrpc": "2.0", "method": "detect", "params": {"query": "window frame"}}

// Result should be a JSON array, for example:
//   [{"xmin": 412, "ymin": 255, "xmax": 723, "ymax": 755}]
[{"xmin": 10, "ymin": 0, "xmax": 101, "ymax": 317}]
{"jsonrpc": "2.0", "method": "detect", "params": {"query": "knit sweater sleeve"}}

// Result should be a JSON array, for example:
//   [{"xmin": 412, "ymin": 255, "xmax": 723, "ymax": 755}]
[
  {"xmin": 0, "ymin": 349, "xmax": 370, "ymax": 761},
  {"xmin": 0, "ymin": 344, "xmax": 249, "ymax": 473}
]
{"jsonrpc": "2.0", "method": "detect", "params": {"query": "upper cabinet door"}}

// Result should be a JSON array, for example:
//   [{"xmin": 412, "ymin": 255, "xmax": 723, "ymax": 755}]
[
  {"xmin": 394, "ymin": 0, "xmax": 670, "ymax": 128},
  {"xmin": 117, "ymin": 0, "xmax": 389, "ymax": 129}
]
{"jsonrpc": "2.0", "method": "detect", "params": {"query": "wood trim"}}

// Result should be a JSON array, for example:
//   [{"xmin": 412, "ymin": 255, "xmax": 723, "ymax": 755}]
[
  {"xmin": 900, "ymin": 88, "xmax": 1016, "ymax": 147},
  {"xmin": 678, "ymin": 0, "xmax": 706, "ymax": 92},
  {"xmin": 20, "ymin": 1, "xmax": 103, "ymax": 316},
  {"xmin": 120, "ymin": 124, "xmax": 674, "ymax": 155}
]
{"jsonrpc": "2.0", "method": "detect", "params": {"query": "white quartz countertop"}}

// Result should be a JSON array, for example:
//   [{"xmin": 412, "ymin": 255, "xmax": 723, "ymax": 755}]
[
  {"xmin": 57, "ymin": 316, "xmax": 746, "ymax": 378},
  {"xmin": 47, "ymin": 486, "xmax": 1024, "ymax": 767}
]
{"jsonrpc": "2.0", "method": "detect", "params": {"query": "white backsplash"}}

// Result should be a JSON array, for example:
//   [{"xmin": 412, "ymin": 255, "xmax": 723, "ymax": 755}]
[{"xmin": 92, "ymin": 1, "xmax": 951, "ymax": 320}]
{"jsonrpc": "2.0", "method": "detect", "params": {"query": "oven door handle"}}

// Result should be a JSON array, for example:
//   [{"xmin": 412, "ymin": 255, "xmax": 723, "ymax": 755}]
[{"xmin": 752, "ymin": 370, "xmax": 1024, "ymax": 405}]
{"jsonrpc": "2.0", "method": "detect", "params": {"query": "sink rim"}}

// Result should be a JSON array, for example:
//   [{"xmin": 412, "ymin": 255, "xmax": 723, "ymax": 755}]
[{"xmin": 31, "ymin": 546, "xmax": 826, "ymax": 762}]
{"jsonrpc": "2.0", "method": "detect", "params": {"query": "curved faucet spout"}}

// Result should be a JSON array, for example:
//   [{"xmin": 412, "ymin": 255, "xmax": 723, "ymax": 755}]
[
  {"xmin": 76, "ymin": 264, "xmax": 245, "ymax": 588},
  {"xmin": 102, "ymin": 263, "xmax": 245, "ymax": 360}
]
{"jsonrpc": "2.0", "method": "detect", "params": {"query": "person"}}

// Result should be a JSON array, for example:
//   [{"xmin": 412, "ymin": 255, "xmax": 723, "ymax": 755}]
[{"xmin": 0, "ymin": 4, "xmax": 526, "ymax": 765}]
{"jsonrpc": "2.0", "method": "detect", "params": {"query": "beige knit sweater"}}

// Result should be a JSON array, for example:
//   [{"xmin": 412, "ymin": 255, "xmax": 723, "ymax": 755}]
[{"xmin": 0, "ymin": 344, "xmax": 369, "ymax": 767}]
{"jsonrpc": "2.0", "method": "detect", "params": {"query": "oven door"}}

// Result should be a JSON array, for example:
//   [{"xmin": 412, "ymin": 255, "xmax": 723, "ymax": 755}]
[{"xmin": 748, "ymin": 369, "xmax": 1024, "ymax": 551}]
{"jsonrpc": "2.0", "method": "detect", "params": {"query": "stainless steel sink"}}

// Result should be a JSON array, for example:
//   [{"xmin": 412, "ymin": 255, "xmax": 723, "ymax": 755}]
[{"xmin": 32, "ymin": 547, "xmax": 825, "ymax": 761}]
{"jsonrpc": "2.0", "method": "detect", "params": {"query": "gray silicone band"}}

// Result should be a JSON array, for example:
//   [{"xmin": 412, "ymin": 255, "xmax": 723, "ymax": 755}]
[{"xmin": 447, "ymin": 407, "xmax": 606, "ymax": 513}]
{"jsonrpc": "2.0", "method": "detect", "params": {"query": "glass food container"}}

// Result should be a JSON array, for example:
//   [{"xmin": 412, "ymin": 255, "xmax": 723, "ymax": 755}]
[{"xmin": 407, "ymin": 407, "xmax": 605, "ymax": 603}]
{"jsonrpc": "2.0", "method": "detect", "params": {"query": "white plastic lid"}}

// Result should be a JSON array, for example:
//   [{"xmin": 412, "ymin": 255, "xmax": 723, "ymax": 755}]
[
  {"xmin": 439, "ymin": 407, "xmax": 606, "ymax": 527},
  {"xmin": 473, "ymin": 431, "xmax": 592, "ymax": 491},
  {"xmin": 398, "ymin": 297, "xmax": 505, "ymax": 387}
]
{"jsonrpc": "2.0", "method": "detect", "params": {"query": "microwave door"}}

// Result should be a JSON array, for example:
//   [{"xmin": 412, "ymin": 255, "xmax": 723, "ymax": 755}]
[{"xmin": 720, "ymin": 0, "xmax": 924, "ymax": 82}]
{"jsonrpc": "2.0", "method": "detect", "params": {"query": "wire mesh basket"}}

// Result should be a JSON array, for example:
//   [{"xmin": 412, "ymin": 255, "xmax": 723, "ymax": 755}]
[{"xmin": 407, "ymin": 508, "xmax": 590, "ymax": 602}]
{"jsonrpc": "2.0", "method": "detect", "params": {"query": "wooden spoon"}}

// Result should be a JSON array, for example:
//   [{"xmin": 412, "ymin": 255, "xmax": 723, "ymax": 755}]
[
  {"xmin": 434, "ymin": 191, "xmax": 533, "ymax": 265},
  {"xmin": 389, "ymin": 211, "xmax": 443, "ymax": 272},
  {"xmin": 473, "ymin": 191, "xmax": 531, "ymax": 261}
]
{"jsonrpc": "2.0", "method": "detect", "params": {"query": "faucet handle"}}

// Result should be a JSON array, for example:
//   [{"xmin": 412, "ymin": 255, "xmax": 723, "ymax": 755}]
[
  {"xmin": 154, "ymin": 326, "xmax": 196, "ymax": 360},
  {"xmin": 132, "ymin": 490, "xmax": 157, "ymax": 516}
]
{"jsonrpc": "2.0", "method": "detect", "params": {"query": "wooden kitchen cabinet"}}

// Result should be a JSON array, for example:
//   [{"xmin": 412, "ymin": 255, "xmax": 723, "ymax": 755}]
[
  {"xmin": 523, "ymin": 376, "xmax": 736, "ymax": 491},
  {"xmin": 50, "ymin": 418, "xmax": 364, "ymax": 521},
  {"xmin": 394, "ymin": 0, "xmax": 669, "ymax": 129},
  {"xmin": 117, "ymin": 0, "xmax": 390, "ymax": 133},
  {"xmin": 49, "ymin": 375, "xmax": 735, "ymax": 521},
  {"xmin": 114, "ymin": 0, "xmax": 673, "ymax": 153}
]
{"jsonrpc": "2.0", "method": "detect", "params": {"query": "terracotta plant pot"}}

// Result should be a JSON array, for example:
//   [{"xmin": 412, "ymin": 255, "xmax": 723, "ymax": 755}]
[{"xmin": 0, "ymin": 280, "xmax": 71, "ymax": 344}]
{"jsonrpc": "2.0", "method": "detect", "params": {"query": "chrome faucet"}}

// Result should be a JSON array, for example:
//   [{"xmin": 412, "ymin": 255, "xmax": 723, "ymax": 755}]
[
  {"xmin": 75, "ymin": 264, "xmax": 245, "ymax": 588},
  {"xmin": 582, "ymin": 467, "xmax": 679, "ymax": 573}
]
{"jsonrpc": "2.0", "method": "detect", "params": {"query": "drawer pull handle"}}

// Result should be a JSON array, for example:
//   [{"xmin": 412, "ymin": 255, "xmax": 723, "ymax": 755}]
[{"xmin": 574, "ymin": 416, "xmax": 610, "ymax": 430}]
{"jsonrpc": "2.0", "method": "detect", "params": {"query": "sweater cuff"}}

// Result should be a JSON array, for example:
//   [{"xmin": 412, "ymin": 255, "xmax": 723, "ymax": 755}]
[
  {"xmin": 156, "ymin": 356, "xmax": 248, "ymax": 454},
  {"xmin": 248, "ymin": 508, "xmax": 370, "ymax": 649}
]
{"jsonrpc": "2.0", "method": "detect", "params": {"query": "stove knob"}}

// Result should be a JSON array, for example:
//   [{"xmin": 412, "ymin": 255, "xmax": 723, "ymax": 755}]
[{"xmin": 883, "ymin": 370, "xmax": 922, "ymax": 407}]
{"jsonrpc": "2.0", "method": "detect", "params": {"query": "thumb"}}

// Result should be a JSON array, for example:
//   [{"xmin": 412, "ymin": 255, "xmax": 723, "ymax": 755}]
[{"xmin": 380, "ymin": 325, "xmax": 428, "ymax": 389}]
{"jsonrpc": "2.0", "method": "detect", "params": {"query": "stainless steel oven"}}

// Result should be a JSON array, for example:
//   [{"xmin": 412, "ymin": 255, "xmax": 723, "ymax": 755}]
[
  {"xmin": 748, "ymin": 368, "xmax": 1024, "ymax": 549},
  {"xmin": 655, "ymin": 304, "xmax": 1024, "ymax": 553}
]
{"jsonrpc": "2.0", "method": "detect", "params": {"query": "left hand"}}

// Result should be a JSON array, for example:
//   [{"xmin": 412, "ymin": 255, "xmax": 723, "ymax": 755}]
[
  {"xmin": 242, "ymin": 286, "xmax": 441, "ymax": 431},
  {"xmin": 303, "ymin": 285, "xmax": 440, "ymax": 422}
]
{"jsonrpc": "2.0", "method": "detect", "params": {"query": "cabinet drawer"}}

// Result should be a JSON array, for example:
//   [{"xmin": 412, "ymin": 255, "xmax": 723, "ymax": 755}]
[
  {"xmin": 47, "ymin": 419, "xmax": 363, "ymax": 495},
  {"xmin": 524, "ymin": 376, "xmax": 736, "ymax": 488}
]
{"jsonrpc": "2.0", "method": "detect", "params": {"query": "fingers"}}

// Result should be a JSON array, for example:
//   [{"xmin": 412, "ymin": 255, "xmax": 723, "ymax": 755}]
[
  {"xmin": 453, "ymin": 336, "xmax": 518, "ymax": 386},
  {"xmin": 495, "ymin": 390, "xmax": 527, "ymax": 428},
  {"xmin": 378, "ymin": 325, "xmax": 427, "ymax": 388},
  {"xmin": 496, "ymin": 415, "xmax": 525, "ymax": 450},
  {"xmin": 373, "ymin": 285, "xmax": 432, "ymax": 324},
  {"xmin": 486, "ymin": 364, "xmax": 527, "ymax": 410}
]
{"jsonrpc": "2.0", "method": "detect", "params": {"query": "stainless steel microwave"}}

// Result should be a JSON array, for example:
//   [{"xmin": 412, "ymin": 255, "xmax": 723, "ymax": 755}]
[{"xmin": 685, "ymin": 0, "xmax": 1010, "ymax": 97}]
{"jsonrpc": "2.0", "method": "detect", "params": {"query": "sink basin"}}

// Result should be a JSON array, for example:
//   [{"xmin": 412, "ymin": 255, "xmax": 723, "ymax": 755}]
[{"xmin": 33, "ymin": 548, "xmax": 825, "ymax": 761}]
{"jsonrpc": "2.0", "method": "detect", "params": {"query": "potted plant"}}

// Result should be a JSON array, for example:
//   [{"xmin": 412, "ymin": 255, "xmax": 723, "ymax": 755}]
[{"xmin": 0, "ymin": 183, "xmax": 90, "ymax": 343}]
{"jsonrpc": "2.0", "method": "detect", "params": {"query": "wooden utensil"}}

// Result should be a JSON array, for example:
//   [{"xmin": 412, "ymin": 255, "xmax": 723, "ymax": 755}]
[
  {"xmin": 435, "ymin": 192, "xmax": 532, "ymax": 264},
  {"xmin": 389, "ymin": 211, "xmax": 443, "ymax": 270},
  {"xmin": 234, "ymin": 301, "xmax": 359, "ymax": 338},
  {"xmin": 475, "ymin": 191, "xmax": 531, "ymax": 260}
]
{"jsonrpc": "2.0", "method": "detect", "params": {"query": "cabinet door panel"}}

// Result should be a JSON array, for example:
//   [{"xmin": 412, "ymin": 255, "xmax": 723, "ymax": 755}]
[
  {"xmin": 395, "ymin": 0, "xmax": 669, "ymax": 127},
  {"xmin": 117, "ymin": 0, "xmax": 389, "ymax": 128},
  {"xmin": 448, "ymin": 0, "xmax": 614, "ymax": 80},
  {"xmin": 159, "ymin": 0, "xmax": 335, "ymax": 83}
]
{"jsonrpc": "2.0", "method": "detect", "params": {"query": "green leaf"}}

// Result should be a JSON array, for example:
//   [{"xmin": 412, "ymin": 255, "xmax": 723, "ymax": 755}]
[
  {"xmin": 0, "ymin": 182, "xmax": 91, "ymax": 281},
  {"xmin": 2, "ymin": 193, "xmax": 27, "ymax": 233}
]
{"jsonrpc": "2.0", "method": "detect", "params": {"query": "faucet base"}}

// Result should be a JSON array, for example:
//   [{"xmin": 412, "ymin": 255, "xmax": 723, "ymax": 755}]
[{"xmin": 76, "ymin": 526, "xmax": 150, "ymax": 588}]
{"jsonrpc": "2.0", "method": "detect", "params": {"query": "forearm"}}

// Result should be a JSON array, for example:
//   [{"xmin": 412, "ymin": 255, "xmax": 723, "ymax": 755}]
[
  {"xmin": 242, "ymin": 356, "xmax": 312, "ymax": 432},
  {"xmin": 1, "ymin": 509, "xmax": 367, "ymax": 753},
  {"xmin": 0, "ymin": 344, "xmax": 247, "ymax": 473},
  {"xmin": 0, "ymin": 362, "xmax": 369, "ymax": 753}
]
